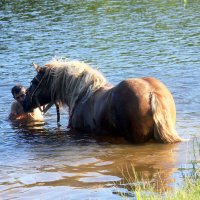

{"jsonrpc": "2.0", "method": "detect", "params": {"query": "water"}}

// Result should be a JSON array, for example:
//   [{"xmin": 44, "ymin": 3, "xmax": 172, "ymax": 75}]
[{"xmin": 0, "ymin": 0, "xmax": 200, "ymax": 199}]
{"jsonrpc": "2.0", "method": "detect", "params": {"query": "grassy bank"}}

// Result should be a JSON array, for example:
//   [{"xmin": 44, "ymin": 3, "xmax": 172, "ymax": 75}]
[{"xmin": 135, "ymin": 178, "xmax": 200, "ymax": 200}]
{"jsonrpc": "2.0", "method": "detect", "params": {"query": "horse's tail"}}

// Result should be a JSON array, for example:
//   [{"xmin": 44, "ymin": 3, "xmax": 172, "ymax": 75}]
[{"xmin": 150, "ymin": 92, "xmax": 183, "ymax": 143}]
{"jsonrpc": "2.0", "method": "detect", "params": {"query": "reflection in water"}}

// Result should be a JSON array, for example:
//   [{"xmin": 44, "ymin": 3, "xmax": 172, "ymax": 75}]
[
  {"xmin": 44, "ymin": 143, "xmax": 178, "ymax": 191},
  {"xmin": 1, "ymin": 119, "xmax": 182, "ymax": 199},
  {"xmin": 1, "ymin": 116, "xmax": 198, "ymax": 199},
  {"xmin": 10, "ymin": 119, "xmax": 46, "ymax": 132}
]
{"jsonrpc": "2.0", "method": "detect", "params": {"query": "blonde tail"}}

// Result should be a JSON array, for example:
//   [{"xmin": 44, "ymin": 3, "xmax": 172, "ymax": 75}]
[{"xmin": 150, "ymin": 92, "xmax": 183, "ymax": 143}]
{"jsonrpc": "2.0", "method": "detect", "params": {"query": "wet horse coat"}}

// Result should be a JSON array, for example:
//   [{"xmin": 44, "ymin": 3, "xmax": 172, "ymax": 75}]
[{"xmin": 23, "ymin": 60, "xmax": 183, "ymax": 143}]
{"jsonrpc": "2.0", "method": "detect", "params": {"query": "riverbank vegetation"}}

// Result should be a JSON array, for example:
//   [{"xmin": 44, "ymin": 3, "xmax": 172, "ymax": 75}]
[
  {"xmin": 135, "ymin": 176, "xmax": 200, "ymax": 200},
  {"xmin": 119, "ymin": 138, "xmax": 200, "ymax": 199}
]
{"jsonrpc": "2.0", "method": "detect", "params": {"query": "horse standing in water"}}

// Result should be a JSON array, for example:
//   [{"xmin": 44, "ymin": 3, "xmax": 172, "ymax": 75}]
[{"xmin": 23, "ymin": 59, "xmax": 183, "ymax": 143}]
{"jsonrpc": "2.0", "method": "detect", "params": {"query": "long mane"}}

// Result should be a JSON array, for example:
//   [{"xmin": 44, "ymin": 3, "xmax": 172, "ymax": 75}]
[{"xmin": 44, "ymin": 59, "xmax": 107, "ymax": 113}]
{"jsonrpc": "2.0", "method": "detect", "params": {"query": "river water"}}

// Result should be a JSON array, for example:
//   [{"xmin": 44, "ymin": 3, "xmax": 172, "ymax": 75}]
[{"xmin": 0, "ymin": 0, "xmax": 200, "ymax": 199}]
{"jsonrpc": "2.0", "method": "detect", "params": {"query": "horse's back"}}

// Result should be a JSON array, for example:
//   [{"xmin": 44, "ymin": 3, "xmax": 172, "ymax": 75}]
[{"xmin": 111, "ymin": 77, "xmax": 177, "ymax": 143}]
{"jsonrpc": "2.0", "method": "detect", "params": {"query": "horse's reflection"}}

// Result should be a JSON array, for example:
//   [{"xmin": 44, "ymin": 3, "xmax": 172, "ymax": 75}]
[
  {"xmin": 10, "ymin": 119, "xmax": 46, "ymax": 133},
  {"xmin": 9, "ymin": 118, "xmax": 179, "ymax": 191},
  {"xmin": 111, "ymin": 143, "xmax": 179, "ymax": 193},
  {"xmin": 10, "ymin": 120, "xmax": 180, "ymax": 194}
]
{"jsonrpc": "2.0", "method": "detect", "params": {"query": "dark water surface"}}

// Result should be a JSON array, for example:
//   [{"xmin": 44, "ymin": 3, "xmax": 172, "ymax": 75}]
[{"xmin": 0, "ymin": 0, "xmax": 200, "ymax": 199}]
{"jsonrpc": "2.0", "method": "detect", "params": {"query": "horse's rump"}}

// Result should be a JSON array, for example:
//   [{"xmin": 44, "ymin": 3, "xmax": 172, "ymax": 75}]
[{"xmin": 110, "ymin": 78, "xmax": 183, "ymax": 143}]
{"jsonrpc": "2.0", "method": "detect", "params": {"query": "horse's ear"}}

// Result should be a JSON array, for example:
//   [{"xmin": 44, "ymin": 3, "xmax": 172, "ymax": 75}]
[{"xmin": 32, "ymin": 63, "xmax": 42, "ymax": 73}]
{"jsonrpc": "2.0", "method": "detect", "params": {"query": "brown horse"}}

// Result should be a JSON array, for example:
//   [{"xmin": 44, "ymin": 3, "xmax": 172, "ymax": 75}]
[{"xmin": 23, "ymin": 59, "xmax": 184, "ymax": 143}]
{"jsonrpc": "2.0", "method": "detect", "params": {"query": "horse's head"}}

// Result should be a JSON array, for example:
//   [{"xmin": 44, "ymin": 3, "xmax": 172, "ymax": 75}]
[
  {"xmin": 23, "ymin": 63, "xmax": 52, "ymax": 112},
  {"xmin": 23, "ymin": 59, "xmax": 108, "ymax": 114}
]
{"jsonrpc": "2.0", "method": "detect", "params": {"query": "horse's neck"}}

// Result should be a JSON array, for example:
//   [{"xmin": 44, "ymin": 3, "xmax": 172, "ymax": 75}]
[{"xmin": 92, "ymin": 86, "xmax": 114, "ymax": 121}]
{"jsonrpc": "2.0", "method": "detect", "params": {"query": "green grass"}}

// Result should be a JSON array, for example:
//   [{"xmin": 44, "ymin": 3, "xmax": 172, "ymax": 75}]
[{"xmin": 135, "ymin": 178, "xmax": 200, "ymax": 200}]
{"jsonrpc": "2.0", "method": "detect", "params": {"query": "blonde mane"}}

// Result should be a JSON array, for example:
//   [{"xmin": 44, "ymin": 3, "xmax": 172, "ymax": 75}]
[{"xmin": 44, "ymin": 59, "xmax": 107, "ymax": 113}]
